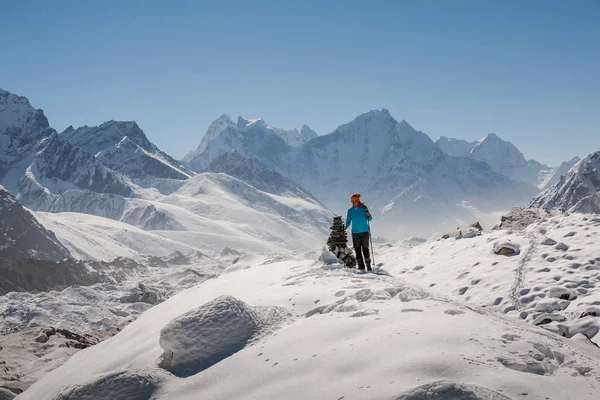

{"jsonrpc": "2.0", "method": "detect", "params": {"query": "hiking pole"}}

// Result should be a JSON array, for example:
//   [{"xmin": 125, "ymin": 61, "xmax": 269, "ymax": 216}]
[{"xmin": 368, "ymin": 220, "xmax": 375, "ymax": 267}]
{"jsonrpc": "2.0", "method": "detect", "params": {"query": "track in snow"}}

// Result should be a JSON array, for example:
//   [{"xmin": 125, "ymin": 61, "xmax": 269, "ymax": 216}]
[{"xmin": 509, "ymin": 226, "xmax": 539, "ymax": 313}]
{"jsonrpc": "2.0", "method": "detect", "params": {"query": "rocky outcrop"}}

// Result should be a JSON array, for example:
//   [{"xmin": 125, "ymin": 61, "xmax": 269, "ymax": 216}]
[{"xmin": 0, "ymin": 186, "xmax": 70, "ymax": 261}]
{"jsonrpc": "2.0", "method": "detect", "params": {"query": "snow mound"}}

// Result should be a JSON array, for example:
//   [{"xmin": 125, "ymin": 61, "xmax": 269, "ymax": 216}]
[
  {"xmin": 318, "ymin": 247, "xmax": 344, "ymax": 267},
  {"xmin": 159, "ymin": 295, "xmax": 287, "ymax": 377},
  {"xmin": 493, "ymin": 241, "xmax": 520, "ymax": 255},
  {"xmin": 396, "ymin": 380, "xmax": 512, "ymax": 399},
  {"xmin": 54, "ymin": 368, "xmax": 166, "ymax": 400}
]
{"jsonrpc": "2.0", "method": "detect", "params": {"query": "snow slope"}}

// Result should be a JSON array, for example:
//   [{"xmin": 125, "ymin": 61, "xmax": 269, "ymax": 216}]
[
  {"xmin": 33, "ymin": 212, "xmax": 199, "ymax": 261},
  {"xmin": 32, "ymin": 172, "xmax": 333, "ymax": 260},
  {"xmin": 206, "ymin": 149, "xmax": 323, "ymax": 205},
  {"xmin": 377, "ymin": 211, "xmax": 600, "ymax": 345},
  {"xmin": 61, "ymin": 121, "xmax": 193, "ymax": 180},
  {"xmin": 20, "ymin": 247, "xmax": 600, "ymax": 400}
]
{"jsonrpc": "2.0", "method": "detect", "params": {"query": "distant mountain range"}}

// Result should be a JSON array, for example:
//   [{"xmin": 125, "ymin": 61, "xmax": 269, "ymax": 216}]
[
  {"xmin": 0, "ymin": 88, "xmax": 332, "ymax": 256},
  {"xmin": 183, "ymin": 109, "xmax": 561, "ymax": 237},
  {"xmin": 0, "ymin": 87, "xmax": 588, "ymax": 242},
  {"xmin": 435, "ymin": 134, "xmax": 580, "ymax": 190}
]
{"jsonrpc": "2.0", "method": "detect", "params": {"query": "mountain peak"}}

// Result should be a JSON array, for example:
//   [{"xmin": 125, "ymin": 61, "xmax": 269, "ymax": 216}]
[
  {"xmin": 0, "ymin": 88, "xmax": 51, "ymax": 136},
  {"xmin": 237, "ymin": 117, "xmax": 269, "ymax": 130},
  {"xmin": 300, "ymin": 124, "xmax": 318, "ymax": 140},
  {"xmin": 479, "ymin": 132, "xmax": 501, "ymax": 142}
]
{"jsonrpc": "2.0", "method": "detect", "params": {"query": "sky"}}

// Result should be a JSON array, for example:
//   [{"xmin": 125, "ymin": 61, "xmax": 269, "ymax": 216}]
[{"xmin": 1, "ymin": 0, "xmax": 598, "ymax": 165}]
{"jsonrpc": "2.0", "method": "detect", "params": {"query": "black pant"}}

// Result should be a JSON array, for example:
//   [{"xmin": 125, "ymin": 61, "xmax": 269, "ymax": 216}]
[{"xmin": 352, "ymin": 232, "xmax": 371, "ymax": 270}]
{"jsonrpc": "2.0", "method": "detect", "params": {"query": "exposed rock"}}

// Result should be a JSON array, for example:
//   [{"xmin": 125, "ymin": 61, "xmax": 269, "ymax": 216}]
[
  {"xmin": 120, "ymin": 283, "xmax": 161, "ymax": 305},
  {"xmin": 0, "ymin": 186, "xmax": 71, "ymax": 261},
  {"xmin": 541, "ymin": 237, "xmax": 557, "ymax": 246},
  {"xmin": 494, "ymin": 207, "xmax": 557, "ymax": 231},
  {"xmin": 493, "ymin": 241, "xmax": 520, "ymax": 256},
  {"xmin": 0, "ymin": 327, "xmax": 114, "ymax": 394}
]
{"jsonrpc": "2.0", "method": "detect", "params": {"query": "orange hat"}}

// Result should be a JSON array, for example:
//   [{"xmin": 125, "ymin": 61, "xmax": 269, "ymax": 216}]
[{"xmin": 350, "ymin": 193, "xmax": 361, "ymax": 201}]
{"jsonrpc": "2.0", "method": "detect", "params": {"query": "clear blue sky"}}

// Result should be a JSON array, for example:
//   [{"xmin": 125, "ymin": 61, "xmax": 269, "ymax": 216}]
[{"xmin": 1, "ymin": 0, "xmax": 598, "ymax": 165}]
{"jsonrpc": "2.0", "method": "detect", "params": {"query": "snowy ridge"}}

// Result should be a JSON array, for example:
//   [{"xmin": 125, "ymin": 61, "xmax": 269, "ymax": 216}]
[
  {"xmin": 435, "ymin": 133, "xmax": 572, "ymax": 189},
  {"xmin": 0, "ymin": 89, "xmax": 138, "ymax": 217},
  {"xmin": 61, "ymin": 121, "xmax": 193, "ymax": 180},
  {"xmin": 183, "ymin": 114, "xmax": 236, "ymax": 162},
  {"xmin": 435, "ymin": 135, "xmax": 476, "ymax": 157},
  {"xmin": 539, "ymin": 157, "xmax": 582, "ymax": 191},
  {"xmin": 530, "ymin": 151, "xmax": 600, "ymax": 212},
  {"xmin": 187, "ymin": 116, "xmax": 292, "ymax": 172},
  {"xmin": 29, "ymin": 171, "xmax": 333, "ymax": 259},
  {"xmin": 184, "ymin": 114, "xmax": 315, "ymax": 168},
  {"xmin": 470, "ymin": 133, "xmax": 553, "ymax": 187},
  {"xmin": 206, "ymin": 149, "xmax": 323, "ymax": 205}
]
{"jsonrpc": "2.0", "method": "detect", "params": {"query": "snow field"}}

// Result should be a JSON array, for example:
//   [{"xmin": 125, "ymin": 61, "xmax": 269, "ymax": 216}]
[
  {"xmin": 378, "ymin": 212, "xmax": 600, "ymax": 345},
  {"xmin": 19, "ymin": 251, "xmax": 600, "ymax": 400}
]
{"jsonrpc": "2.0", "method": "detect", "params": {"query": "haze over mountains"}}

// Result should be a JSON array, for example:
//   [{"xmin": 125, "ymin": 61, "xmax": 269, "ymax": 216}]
[
  {"xmin": 184, "ymin": 108, "xmax": 579, "ymax": 238},
  {"xmin": 1, "ymin": 87, "xmax": 585, "ymax": 242},
  {"xmin": 0, "ymin": 88, "xmax": 332, "ymax": 260}
]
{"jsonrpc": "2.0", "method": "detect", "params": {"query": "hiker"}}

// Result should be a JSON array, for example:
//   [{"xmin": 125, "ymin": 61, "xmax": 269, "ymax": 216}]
[{"xmin": 345, "ymin": 193, "xmax": 373, "ymax": 271}]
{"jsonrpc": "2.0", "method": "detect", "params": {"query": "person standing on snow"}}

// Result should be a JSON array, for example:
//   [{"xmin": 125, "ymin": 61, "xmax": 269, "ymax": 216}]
[{"xmin": 345, "ymin": 193, "xmax": 373, "ymax": 271}]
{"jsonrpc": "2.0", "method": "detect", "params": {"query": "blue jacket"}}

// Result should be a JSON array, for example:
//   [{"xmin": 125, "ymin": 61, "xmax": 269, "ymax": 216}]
[{"xmin": 346, "ymin": 205, "xmax": 372, "ymax": 234}]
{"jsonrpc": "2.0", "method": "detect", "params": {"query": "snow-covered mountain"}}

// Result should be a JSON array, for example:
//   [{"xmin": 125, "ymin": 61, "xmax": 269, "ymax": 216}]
[
  {"xmin": 183, "ymin": 114, "xmax": 236, "ymax": 162},
  {"xmin": 61, "ymin": 121, "xmax": 193, "ymax": 181},
  {"xmin": 30, "ymin": 171, "xmax": 333, "ymax": 259},
  {"xmin": 206, "ymin": 150, "xmax": 322, "ymax": 205},
  {"xmin": 187, "ymin": 116, "xmax": 292, "ymax": 172},
  {"xmin": 437, "ymin": 133, "xmax": 554, "ymax": 187},
  {"xmin": 434, "ymin": 136, "xmax": 475, "ymax": 157},
  {"xmin": 530, "ymin": 151, "xmax": 600, "ymax": 212},
  {"xmin": 0, "ymin": 89, "xmax": 333, "ymax": 255},
  {"xmin": 539, "ymin": 156, "xmax": 581, "ymax": 191},
  {"xmin": 183, "ymin": 114, "xmax": 316, "ymax": 165},
  {"xmin": 469, "ymin": 133, "xmax": 553, "ymax": 187},
  {"xmin": 272, "ymin": 123, "xmax": 318, "ymax": 147},
  {"xmin": 0, "ymin": 185, "xmax": 70, "ymax": 261},
  {"xmin": 189, "ymin": 109, "xmax": 538, "ymax": 238},
  {"xmin": 0, "ymin": 88, "xmax": 136, "ymax": 211}
]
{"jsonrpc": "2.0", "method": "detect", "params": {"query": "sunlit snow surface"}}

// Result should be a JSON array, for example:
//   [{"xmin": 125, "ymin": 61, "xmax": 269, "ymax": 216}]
[{"xmin": 18, "ymin": 213, "xmax": 600, "ymax": 400}]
